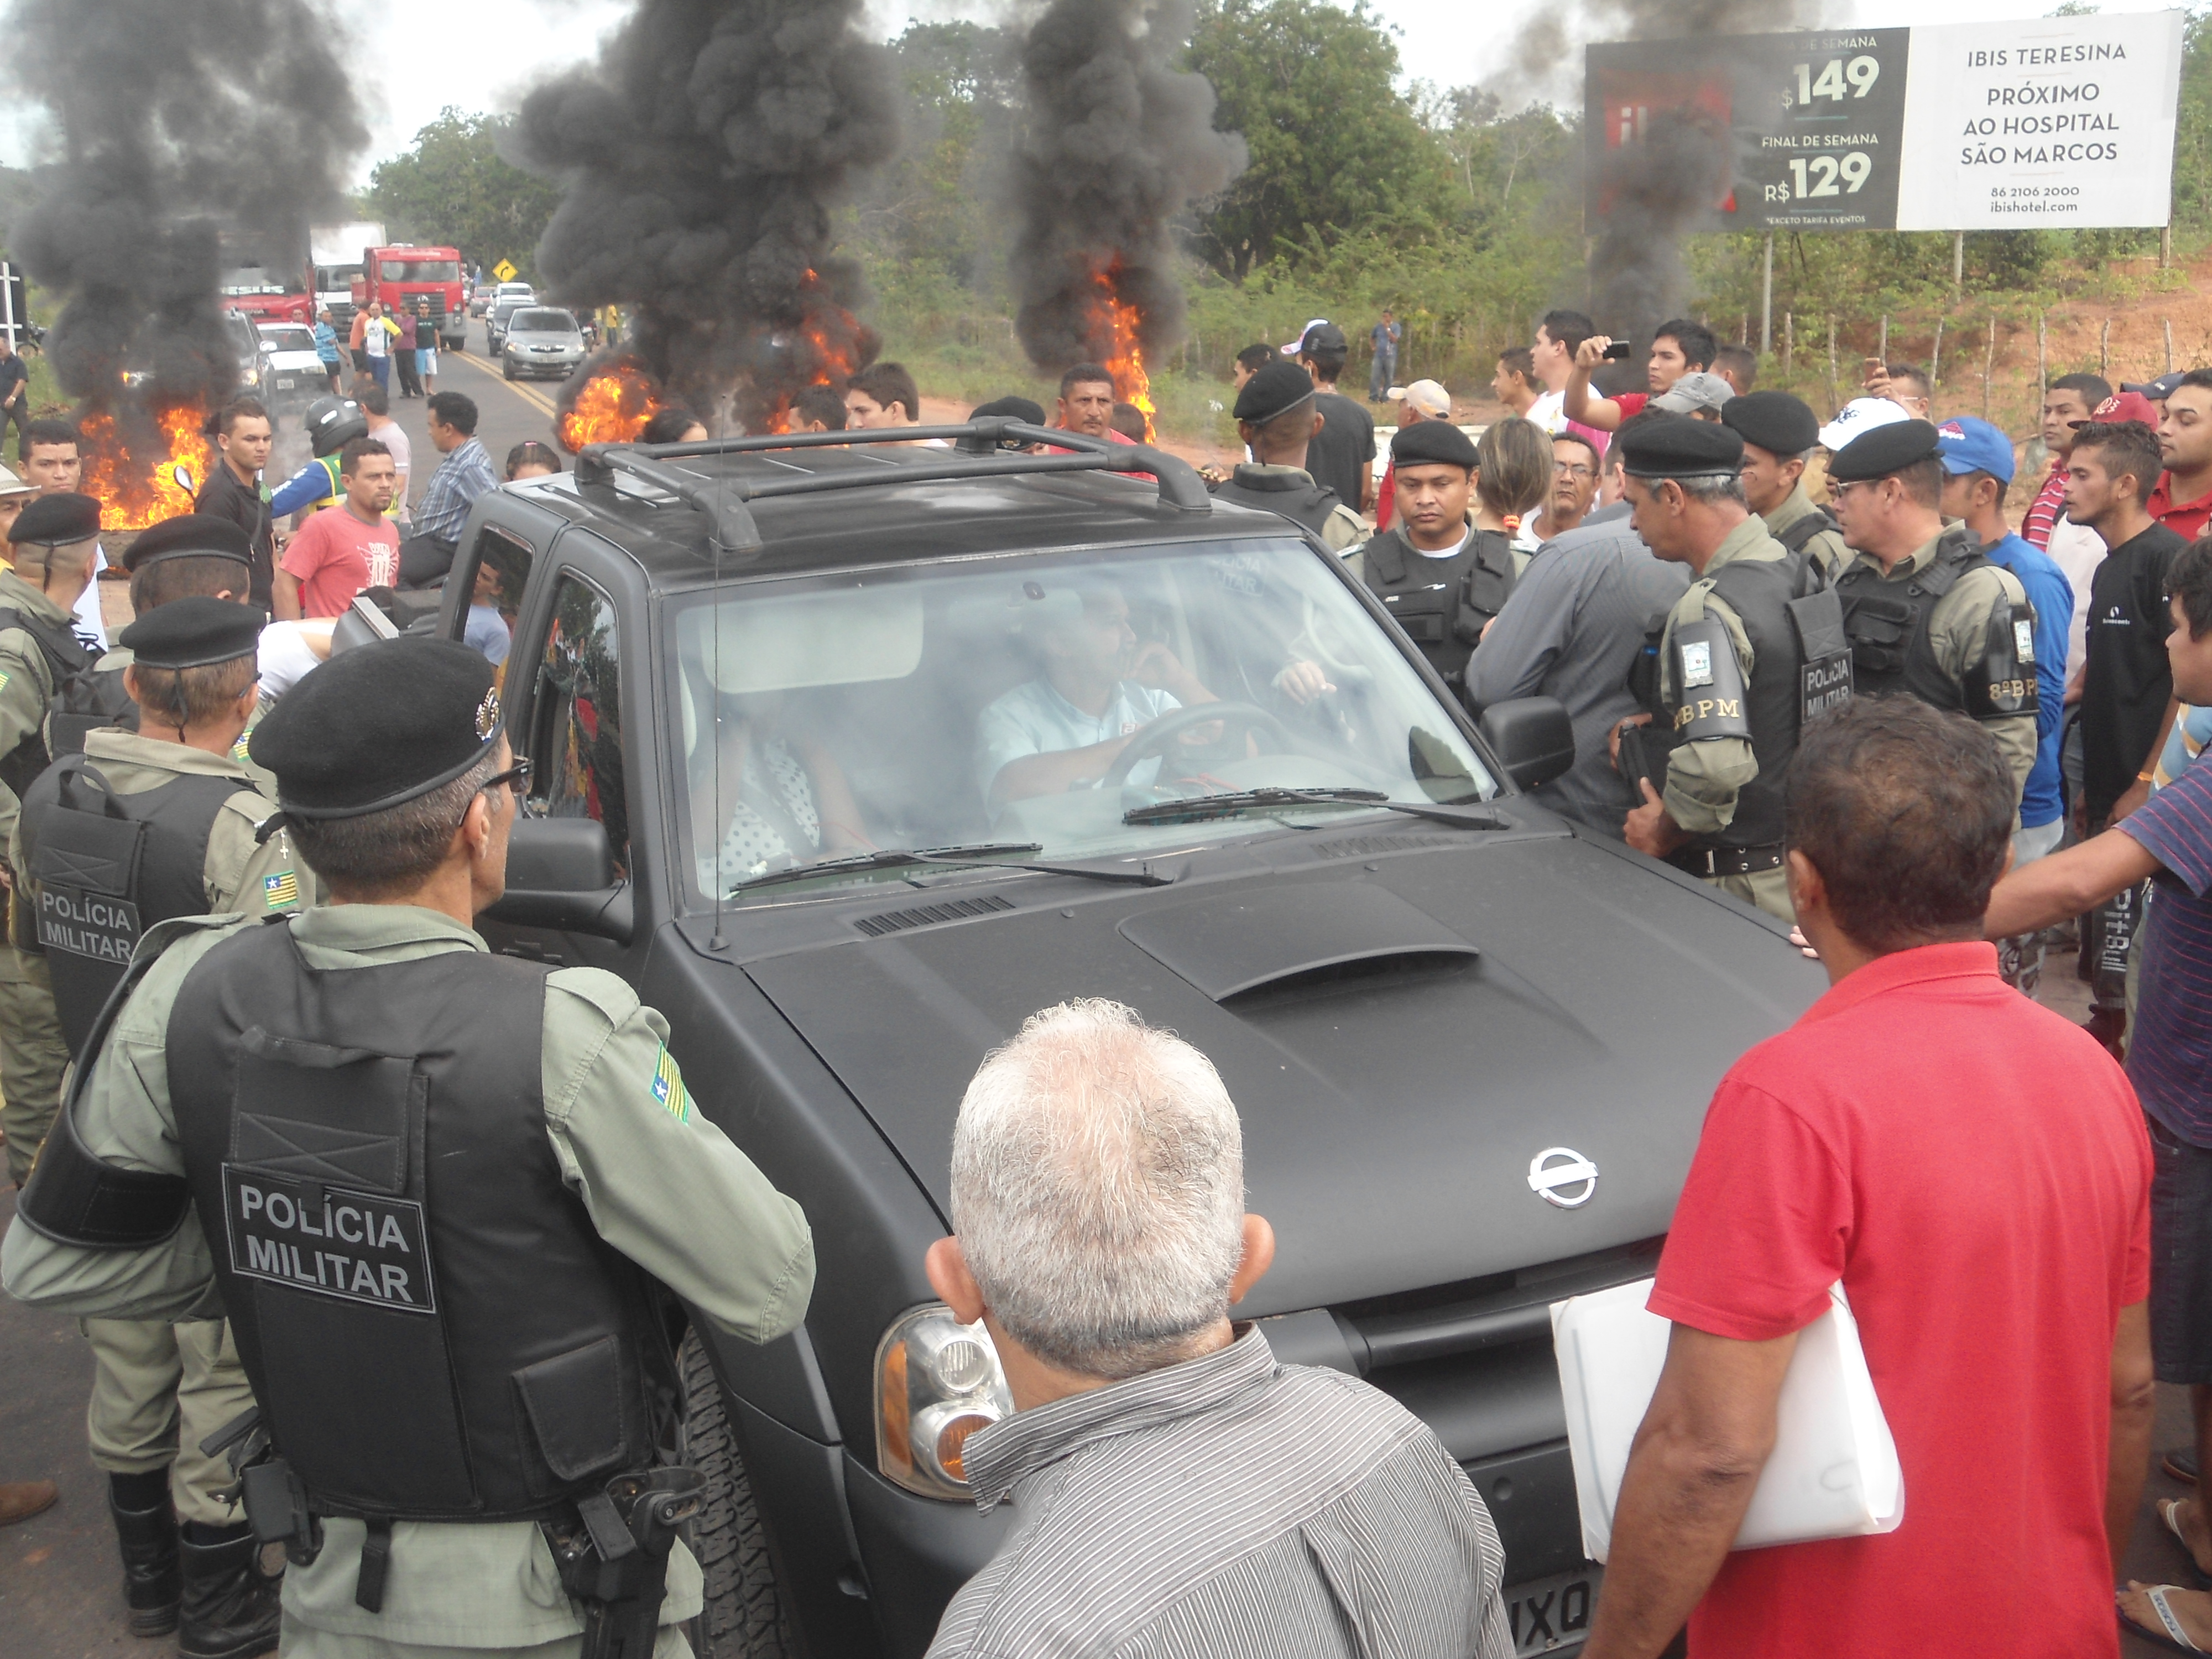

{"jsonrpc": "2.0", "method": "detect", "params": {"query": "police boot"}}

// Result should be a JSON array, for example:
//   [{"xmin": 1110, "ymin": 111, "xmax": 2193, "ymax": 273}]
[
  {"xmin": 177, "ymin": 1522, "xmax": 281, "ymax": 1659},
  {"xmin": 106, "ymin": 1472, "xmax": 181, "ymax": 1637}
]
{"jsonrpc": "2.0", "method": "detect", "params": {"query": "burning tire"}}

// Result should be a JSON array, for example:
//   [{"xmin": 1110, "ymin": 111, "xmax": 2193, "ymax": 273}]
[{"xmin": 680, "ymin": 1328, "xmax": 795, "ymax": 1659}]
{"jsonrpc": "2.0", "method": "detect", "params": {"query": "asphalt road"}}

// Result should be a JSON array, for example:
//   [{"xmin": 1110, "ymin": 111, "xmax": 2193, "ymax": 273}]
[{"xmin": 384, "ymin": 315, "xmax": 570, "ymax": 515}]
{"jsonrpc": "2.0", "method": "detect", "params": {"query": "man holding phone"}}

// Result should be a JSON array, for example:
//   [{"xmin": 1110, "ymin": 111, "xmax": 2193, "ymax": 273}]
[{"xmin": 1563, "ymin": 319, "xmax": 1718, "ymax": 432}]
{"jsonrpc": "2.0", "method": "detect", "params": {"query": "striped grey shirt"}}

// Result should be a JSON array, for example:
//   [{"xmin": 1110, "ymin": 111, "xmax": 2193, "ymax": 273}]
[{"xmin": 926, "ymin": 1327, "xmax": 1515, "ymax": 1659}]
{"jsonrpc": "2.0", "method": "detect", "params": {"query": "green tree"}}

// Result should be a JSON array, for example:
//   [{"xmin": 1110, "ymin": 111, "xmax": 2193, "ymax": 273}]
[
  {"xmin": 1184, "ymin": 0, "xmax": 1457, "ymax": 278},
  {"xmin": 366, "ymin": 109, "xmax": 564, "ymax": 276}
]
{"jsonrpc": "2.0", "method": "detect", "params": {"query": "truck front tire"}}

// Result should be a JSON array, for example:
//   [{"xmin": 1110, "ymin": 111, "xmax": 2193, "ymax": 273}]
[{"xmin": 680, "ymin": 1329, "xmax": 795, "ymax": 1659}]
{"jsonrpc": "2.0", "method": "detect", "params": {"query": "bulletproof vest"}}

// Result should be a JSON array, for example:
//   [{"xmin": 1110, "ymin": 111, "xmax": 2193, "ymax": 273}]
[
  {"xmin": 1630, "ymin": 550, "xmax": 1851, "ymax": 851},
  {"xmin": 1834, "ymin": 526, "xmax": 1992, "ymax": 709},
  {"xmin": 166, "ymin": 924, "xmax": 678, "ymax": 1525},
  {"xmin": 1359, "ymin": 524, "xmax": 1516, "ymax": 685},
  {"xmin": 1209, "ymin": 465, "xmax": 1345, "ymax": 541},
  {"xmin": 49, "ymin": 664, "xmax": 138, "ymax": 758},
  {"xmin": 1773, "ymin": 504, "xmax": 1839, "ymax": 557},
  {"xmin": 15, "ymin": 754, "xmax": 251, "ymax": 1057},
  {"xmin": 0, "ymin": 605, "xmax": 92, "ymax": 803}
]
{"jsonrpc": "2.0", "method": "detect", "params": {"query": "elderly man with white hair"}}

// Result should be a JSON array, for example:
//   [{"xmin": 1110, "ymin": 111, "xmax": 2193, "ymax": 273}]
[{"xmin": 922, "ymin": 999, "xmax": 1514, "ymax": 1659}]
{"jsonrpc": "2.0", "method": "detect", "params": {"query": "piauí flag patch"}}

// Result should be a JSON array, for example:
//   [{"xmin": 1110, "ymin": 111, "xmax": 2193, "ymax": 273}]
[
  {"xmin": 650, "ymin": 1044, "xmax": 688, "ymax": 1122},
  {"xmin": 263, "ymin": 871, "xmax": 300, "ymax": 909}
]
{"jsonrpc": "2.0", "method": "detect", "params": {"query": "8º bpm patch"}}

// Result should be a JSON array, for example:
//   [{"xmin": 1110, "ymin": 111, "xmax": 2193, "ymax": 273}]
[{"xmin": 222, "ymin": 1166, "xmax": 437, "ymax": 1314}]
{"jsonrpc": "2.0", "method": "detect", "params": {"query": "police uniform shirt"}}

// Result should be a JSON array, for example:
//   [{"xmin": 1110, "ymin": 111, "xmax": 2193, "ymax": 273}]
[
  {"xmin": 1762, "ymin": 484, "xmax": 1851, "ymax": 581},
  {"xmin": 1837, "ymin": 531, "xmax": 2041, "ymax": 808},
  {"xmin": 1, "ymin": 902, "xmax": 816, "ymax": 1650},
  {"xmin": 7, "ymin": 726, "xmax": 316, "ymax": 923},
  {"xmin": 0, "ymin": 565, "xmax": 84, "ymax": 851},
  {"xmin": 1655, "ymin": 517, "xmax": 1792, "ymax": 838}
]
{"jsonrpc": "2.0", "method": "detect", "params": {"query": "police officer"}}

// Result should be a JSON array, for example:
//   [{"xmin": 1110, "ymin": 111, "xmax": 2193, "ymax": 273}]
[
  {"xmin": 0, "ymin": 491, "xmax": 102, "ymax": 1184},
  {"xmin": 1349, "ymin": 420, "xmax": 1515, "ymax": 688},
  {"xmin": 1721, "ymin": 391, "xmax": 1852, "ymax": 580},
  {"xmin": 1825, "ymin": 419, "xmax": 2041, "ymax": 810},
  {"xmin": 1208, "ymin": 362, "xmax": 1364, "ymax": 552},
  {"xmin": 4, "ymin": 637, "xmax": 815, "ymax": 1659},
  {"xmin": 11, "ymin": 599, "xmax": 305, "ymax": 1655},
  {"xmin": 1614, "ymin": 417, "xmax": 1848, "ymax": 921}
]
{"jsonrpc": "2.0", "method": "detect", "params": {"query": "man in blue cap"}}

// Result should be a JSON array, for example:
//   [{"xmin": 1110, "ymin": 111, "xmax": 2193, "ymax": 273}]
[{"xmin": 1937, "ymin": 416, "xmax": 2073, "ymax": 993}]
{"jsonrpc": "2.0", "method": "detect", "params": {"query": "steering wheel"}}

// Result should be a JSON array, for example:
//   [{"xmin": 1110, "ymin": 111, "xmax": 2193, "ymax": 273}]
[{"xmin": 1102, "ymin": 700, "xmax": 1295, "ymax": 788}]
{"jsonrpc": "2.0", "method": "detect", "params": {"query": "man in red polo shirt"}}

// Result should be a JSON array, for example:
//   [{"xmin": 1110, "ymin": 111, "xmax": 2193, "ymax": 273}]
[
  {"xmin": 1561, "ymin": 318, "xmax": 1717, "ymax": 432},
  {"xmin": 1580, "ymin": 697, "xmax": 2153, "ymax": 1659},
  {"xmin": 2154, "ymin": 369, "xmax": 2212, "ymax": 542}
]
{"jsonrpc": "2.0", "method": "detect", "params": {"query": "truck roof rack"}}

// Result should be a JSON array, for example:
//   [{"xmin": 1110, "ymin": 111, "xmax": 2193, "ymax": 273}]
[{"xmin": 573, "ymin": 419, "xmax": 1212, "ymax": 559}]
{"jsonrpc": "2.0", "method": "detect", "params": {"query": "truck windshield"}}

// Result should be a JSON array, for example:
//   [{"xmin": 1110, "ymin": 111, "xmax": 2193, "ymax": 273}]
[
  {"xmin": 315, "ymin": 265, "xmax": 363, "ymax": 290},
  {"xmin": 660, "ymin": 538, "xmax": 1496, "ymax": 902},
  {"xmin": 380, "ymin": 258, "xmax": 459, "ymax": 282}
]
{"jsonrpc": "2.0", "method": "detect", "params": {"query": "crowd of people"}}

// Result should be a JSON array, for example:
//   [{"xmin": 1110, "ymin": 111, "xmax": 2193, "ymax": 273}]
[{"xmin": 0, "ymin": 301, "xmax": 2208, "ymax": 1659}]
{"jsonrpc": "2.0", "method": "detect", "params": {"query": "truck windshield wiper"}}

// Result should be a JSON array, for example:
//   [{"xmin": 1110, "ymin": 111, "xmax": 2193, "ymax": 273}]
[
  {"xmin": 731, "ymin": 841, "xmax": 1174, "ymax": 894},
  {"xmin": 1122, "ymin": 787, "xmax": 1506, "ymax": 829}
]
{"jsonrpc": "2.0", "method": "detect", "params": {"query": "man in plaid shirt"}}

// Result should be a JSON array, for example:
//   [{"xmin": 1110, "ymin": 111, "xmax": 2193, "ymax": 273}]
[{"xmin": 404, "ymin": 392, "xmax": 495, "ymax": 585}]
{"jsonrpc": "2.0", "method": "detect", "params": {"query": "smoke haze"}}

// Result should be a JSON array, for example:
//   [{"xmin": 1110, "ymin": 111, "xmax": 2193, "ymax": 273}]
[
  {"xmin": 518, "ymin": 0, "xmax": 899, "ymax": 434},
  {"xmin": 6, "ymin": 0, "xmax": 367, "ymax": 409},
  {"xmin": 1005, "ymin": 0, "xmax": 1244, "ymax": 376}
]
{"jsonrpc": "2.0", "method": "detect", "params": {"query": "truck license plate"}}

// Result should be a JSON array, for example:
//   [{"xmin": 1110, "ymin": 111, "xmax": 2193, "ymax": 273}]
[{"xmin": 1507, "ymin": 1566, "xmax": 1597, "ymax": 1656}]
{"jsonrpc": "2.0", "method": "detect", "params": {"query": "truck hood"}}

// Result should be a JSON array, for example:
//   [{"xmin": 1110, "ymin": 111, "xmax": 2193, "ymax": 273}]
[{"xmin": 741, "ymin": 833, "xmax": 1824, "ymax": 1315}]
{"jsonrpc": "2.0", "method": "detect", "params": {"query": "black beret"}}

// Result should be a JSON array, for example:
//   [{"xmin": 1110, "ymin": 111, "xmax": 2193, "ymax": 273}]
[
  {"xmin": 249, "ymin": 637, "xmax": 502, "ymax": 820},
  {"xmin": 1827, "ymin": 418, "xmax": 1943, "ymax": 483},
  {"xmin": 1616, "ymin": 414, "xmax": 1744, "ymax": 479},
  {"xmin": 1720, "ymin": 391, "xmax": 1820, "ymax": 458},
  {"xmin": 1390, "ymin": 419, "xmax": 1478, "ymax": 469},
  {"xmin": 1234, "ymin": 362, "xmax": 1318, "ymax": 425},
  {"xmin": 122, "ymin": 514, "xmax": 253, "ymax": 573},
  {"xmin": 12, "ymin": 491, "xmax": 100, "ymax": 546},
  {"xmin": 118, "ymin": 596, "xmax": 263, "ymax": 669},
  {"xmin": 970, "ymin": 396, "xmax": 1046, "ymax": 426}
]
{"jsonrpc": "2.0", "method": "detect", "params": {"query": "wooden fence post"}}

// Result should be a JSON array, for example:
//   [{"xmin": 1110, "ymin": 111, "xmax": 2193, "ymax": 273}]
[
  {"xmin": 1983, "ymin": 316, "xmax": 1995, "ymax": 420},
  {"xmin": 2037, "ymin": 311, "xmax": 2046, "ymax": 400},
  {"xmin": 1827, "ymin": 317, "xmax": 1838, "ymax": 413},
  {"xmin": 2100, "ymin": 316, "xmax": 2111, "ymax": 378},
  {"xmin": 1932, "ymin": 316, "xmax": 1944, "ymax": 386},
  {"xmin": 1784, "ymin": 311, "xmax": 1793, "ymax": 377}
]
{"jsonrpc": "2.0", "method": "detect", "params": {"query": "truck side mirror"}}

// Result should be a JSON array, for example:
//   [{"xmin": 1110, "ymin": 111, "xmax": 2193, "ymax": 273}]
[
  {"xmin": 486, "ymin": 817, "xmax": 633, "ymax": 943},
  {"xmin": 1477, "ymin": 696, "xmax": 1575, "ymax": 793}
]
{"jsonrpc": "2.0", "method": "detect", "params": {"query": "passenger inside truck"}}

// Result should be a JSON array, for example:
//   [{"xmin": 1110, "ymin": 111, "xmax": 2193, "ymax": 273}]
[{"xmin": 669, "ymin": 536, "xmax": 1494, "ymax": 902}]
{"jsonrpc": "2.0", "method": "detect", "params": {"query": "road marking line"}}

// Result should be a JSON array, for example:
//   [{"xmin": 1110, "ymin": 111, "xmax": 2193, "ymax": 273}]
[{"xmin": 446, "ymin": 340, "xmax": 561, "ymax": 420}]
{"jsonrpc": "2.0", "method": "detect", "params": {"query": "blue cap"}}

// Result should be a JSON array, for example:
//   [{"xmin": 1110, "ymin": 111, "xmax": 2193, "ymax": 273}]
[{"xmin": 1934, "ymin": 416, "xmax": 2015, "ymax": 484}]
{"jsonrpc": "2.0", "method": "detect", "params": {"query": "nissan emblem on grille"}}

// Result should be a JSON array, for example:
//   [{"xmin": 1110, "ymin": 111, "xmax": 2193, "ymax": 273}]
[{"xmin": 1527, "ymin": 1147, "xmax": 1599, "ymax": 1209}]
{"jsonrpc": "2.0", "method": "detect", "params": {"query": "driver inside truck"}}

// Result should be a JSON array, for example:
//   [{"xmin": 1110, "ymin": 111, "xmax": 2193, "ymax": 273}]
[{"xmin": 975, "ymin": 581, "xmax": 1221, "ymax": 810}]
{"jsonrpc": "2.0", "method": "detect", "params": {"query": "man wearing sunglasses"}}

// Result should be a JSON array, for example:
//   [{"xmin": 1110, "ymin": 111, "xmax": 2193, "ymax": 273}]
[
  {"xmin": 4, "ymin": 636, "xmax": 816, "ymax": 1659},
  {"xmin": 6, "ymin": 596, "xmax": 312, "ymax": 1657}
]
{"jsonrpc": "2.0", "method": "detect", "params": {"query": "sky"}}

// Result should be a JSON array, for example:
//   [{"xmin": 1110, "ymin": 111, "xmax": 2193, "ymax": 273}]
[{"xmin": 0, "ymin": 0, "xmax": 2194, "ymax": 183}]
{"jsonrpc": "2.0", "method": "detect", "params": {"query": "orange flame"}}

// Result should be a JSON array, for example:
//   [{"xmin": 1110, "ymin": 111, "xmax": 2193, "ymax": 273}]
[
  {"xmin": 1088, "ymin": 267, "xmax": 1155, "ymax": 441},
  {"xmin": 557, "ymin": 361, "xmax": 668, "ymax": 451},
  {"xmin": 79, "ymin": 405, "xmax": 212, "ymax": 532}
]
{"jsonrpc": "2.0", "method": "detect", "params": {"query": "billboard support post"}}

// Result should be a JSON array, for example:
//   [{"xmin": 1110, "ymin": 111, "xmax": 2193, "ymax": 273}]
[
  {"xmin": 1760, "ymin": 233, "xmax": 1773, "ymax": 358},
  {"xmin": 1952, "ymin": 233, "xmax": 1964, "ymax": 294},
  {"xmin": 2, "ymin": 263, "xmax": 18, "ymax": 353}
]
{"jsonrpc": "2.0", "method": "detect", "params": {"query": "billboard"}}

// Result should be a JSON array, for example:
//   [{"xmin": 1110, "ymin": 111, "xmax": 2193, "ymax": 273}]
[{"xmin": 1584, "ymin": 10, "xmax": 2183, "ymax": 234}]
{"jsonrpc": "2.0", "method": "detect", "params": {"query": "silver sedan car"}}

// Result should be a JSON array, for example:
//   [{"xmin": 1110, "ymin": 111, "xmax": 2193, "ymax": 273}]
[{"xmin": 500, "ymin": 306, "xmax": 585, "ymax": 381}]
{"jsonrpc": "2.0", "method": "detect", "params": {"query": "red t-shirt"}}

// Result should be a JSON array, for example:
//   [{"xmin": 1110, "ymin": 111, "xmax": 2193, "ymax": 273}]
[
  {"xmin": 1613, "ymin": 391, "xmax": 1650, "ymax": 422},
  {"xmin": 280, "ymin": 506, "xmax": 400, "ymax": 619},
  {"xmin": 2148, "ymin": 471, "xmax": 2212, "ymax": 542},
  {"xmin": 1650, "ymin": 942, "xmax": 2149, "ymax": 1659}
]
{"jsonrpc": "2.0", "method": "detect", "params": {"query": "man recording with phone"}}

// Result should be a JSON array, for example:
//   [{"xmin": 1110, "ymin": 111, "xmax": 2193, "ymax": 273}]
[{"xmin": 1563, "ymin": 319, "xmax": 1719, "ymax": 433}]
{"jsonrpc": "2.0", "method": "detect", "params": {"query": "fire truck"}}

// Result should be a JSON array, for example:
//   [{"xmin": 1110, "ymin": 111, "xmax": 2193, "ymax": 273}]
[{"xmin": 351, "ymin": 243, "xmax": 469, "ymax": 354}]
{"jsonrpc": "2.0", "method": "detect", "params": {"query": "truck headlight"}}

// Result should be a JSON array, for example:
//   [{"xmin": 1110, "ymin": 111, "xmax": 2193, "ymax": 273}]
[{"xmin": 875, "ymin": 1303, "xmax": 1012, "ymax": 1500}]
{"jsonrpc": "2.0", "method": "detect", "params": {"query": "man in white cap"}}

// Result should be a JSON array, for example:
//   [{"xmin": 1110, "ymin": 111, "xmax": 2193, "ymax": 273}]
[
  {"xmin": 1817, "ymin": 396, "xmax": 1912, "ymax": 455},
  {"xmin": 1374, "ymin": 379, "xmax": 1451, "ymax": 533}
]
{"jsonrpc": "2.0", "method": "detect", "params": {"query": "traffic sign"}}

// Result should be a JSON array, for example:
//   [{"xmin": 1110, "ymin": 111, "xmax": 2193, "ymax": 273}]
[{"xmin": 492, "ymin": 259, "xmax": 517, "ymax": 283}]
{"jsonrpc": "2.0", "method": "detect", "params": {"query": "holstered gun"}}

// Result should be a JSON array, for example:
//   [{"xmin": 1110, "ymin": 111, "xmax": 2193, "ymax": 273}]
[
  {"xmin": 203, "ymin": 1405, "xmax": 323, "ymax": 1568},
  {"xmin": 542, "ymin": 1468, "xmax": 707, "ymax": 1659}
]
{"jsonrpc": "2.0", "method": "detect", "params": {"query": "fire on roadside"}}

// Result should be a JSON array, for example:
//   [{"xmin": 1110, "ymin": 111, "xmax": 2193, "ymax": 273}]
[
  {"xmin": 78, "ymin": 405, "xmax": 212, "ymax": 532},
  {"xmin": 1090, "ymin": 264, "xmax": 1155, "ymax": 442},
  {"xmin": 557, "ymin": 359, "xmax": 668, "ymax": 451}
]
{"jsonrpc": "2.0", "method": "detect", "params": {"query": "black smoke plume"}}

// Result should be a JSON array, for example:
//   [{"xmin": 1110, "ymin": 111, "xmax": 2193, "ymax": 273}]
[
  {"xmin": 517, "ymin": 0, "xmax": 899, "ymax": 436},
  {"xmin": 1506, "ymin": 0, "xmax": 1824, "ymax": 354},
  {"xmin": 7, "ymin": 0, "xmax": 367, "ymax": 413},
  {"xmin": 1005, "ymin": 0, "xmax": 1244, "ymax": 385}
]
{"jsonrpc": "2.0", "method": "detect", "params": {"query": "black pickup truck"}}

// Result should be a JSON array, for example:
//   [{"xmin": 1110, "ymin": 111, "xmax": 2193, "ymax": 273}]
[{"xmin": 422, "ymin": 421, "xmax": 1823, "ymax": 1658}]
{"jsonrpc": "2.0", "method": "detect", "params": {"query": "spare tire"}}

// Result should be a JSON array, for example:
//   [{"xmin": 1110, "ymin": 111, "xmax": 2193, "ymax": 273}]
[{"xmin": 679, "ymin": 1329, "xmax": 795, "ymax": 1659}]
